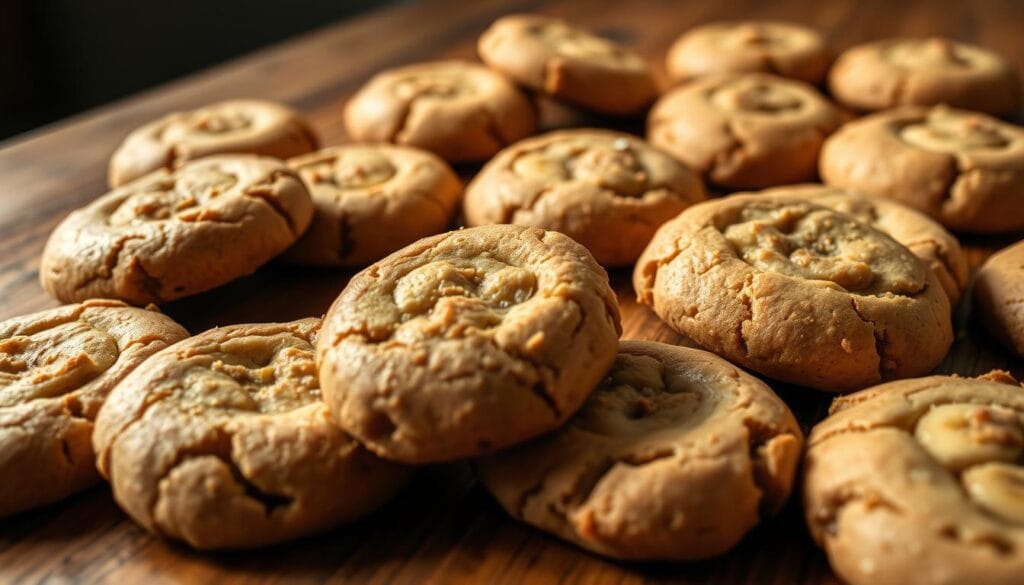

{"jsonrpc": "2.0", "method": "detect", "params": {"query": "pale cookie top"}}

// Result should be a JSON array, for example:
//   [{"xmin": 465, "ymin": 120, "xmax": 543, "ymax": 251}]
[
  {"xmin": 109, "ymin": 99, "xmax": 319, "ymax": 187},
  {"xmin": 760, "ymin": 184, "xmax": 969, "ymax": 306},
  {"xmin": 478, "ymin": 14, "xmax": 657, "ymax": 115},
  {"xmin": 805, "ymin": 373, "xmax": 1024, "ymax": 585},
  {"xmin": 666, "ymin": 21, "xmax": 830, "ymax": 84},
  {"xmin": 42, "ymin": 155, "xmax": 313, "ymax": 305},
  {"xmin": 975, "ymin": 240, "xmax": 1024, "ymax": 357},
  {"xmin": 478, "ymin": 340, "xmax": 802, "ymax": 561},
  {"xmin": 648, "ymin": 73, "xmax": 843, "ymax": 188},
  {"xmin": 318, "ymin": 224, "xmax": 622, "ymax": 464},
  {"xmin": 284, "ymin": 144, "xmax": 462, "ymax": 267},
  {"xmin": 828, "ymin": 37, "xmax": 1021, "ymax": 115},
  {"xmin": 634, "ymin": 195, "xmax": 952, "ymax": 391},
  {"xmin": 92, "ymin": 319, "xmax": 409, "ymax": 549},
  {"xmin": 820, "ymin": 105, "xmax": 1024, "ymax": 233},
  {"xmin": 343, "ymin": 60, "xmax": 536, "ymax": 162},
  {"xmin": 464, "ymin": 129, "xmax": 706, "ymax": 267}
]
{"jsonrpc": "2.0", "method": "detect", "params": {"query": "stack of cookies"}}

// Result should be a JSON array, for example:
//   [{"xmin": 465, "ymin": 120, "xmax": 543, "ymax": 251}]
[{"xmin": 3, "ymin": 11, "xmax": 1024, "ymax": 585}]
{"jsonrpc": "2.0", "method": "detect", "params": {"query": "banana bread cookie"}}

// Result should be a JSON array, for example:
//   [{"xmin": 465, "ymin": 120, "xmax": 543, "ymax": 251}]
[
  {"xmin": 478, "ymin": 340, "xmax": 803, "ymax": 561},
  {"xmin": 0, "ymin": 300, "xmax": 187, "ymax": 517},
  {"xmin": 633, "ymin": 195, "xmax": 953, "ymax": 392},
  {"xmin": 804, "ymin": 372, "xmax": 1024, "ymax": 585},
  {"xmin": 463, "ymin": 129, "xmax": 706, "ymax": 267},
  {"xmin": 975, "ymin": 240, "xmax": 1024, "ymax": 357},
  {"xmin": 92, "ymin": 319, "xmax": 409, "ymax": 549},
  {"xmin": 317, "ymin": 225, "xmax": 622, "ymax": 464},
  {"xmin": 284, "ymin": 144, "xmax": 462, "ymax": 267}
]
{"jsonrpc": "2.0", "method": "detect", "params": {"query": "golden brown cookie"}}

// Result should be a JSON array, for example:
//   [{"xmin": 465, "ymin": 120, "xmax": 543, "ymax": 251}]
[
  {"xmin": 463, "ymin": 129, "xmax": 706, "ymax": 267},
  {"xmin": 317, "ymin": 225, "xmax": 621, "ymax": 464},
  {"xmin": 41, "ymin": 155, "xmax": 313, "ymax": 305},
  {"xmin": 109, "ymin": 99, "xmax": 318, "ymax": 187},
  {"xmin": 820, "ymin": 105, "xmax": 1024, "ymax": 233},
  {"xmin": 666, "ymin": 21, "xmax": 830, "ymax": 85},
  {"xmin": 92, "ymin": 318, "xmax": 409, "ymax": 549},
  {"xmin": 343, "ymin": 60, "xmax": 536, "ymax": 163},
  {"xmin": 283, "ymin": 144, "xmax": 462, "ymax": 267},
  {"xmin": 647, "ymin": 73, "xmax": 843, "ymax": 189},
  {"xmin": 478, "ymin": 14, "xmax": 657, "ymax": 116},
  {"xmin": 478, "ymin": 340, "xmax": 803, "ymax": 561},
  {"xmin": 633, "ymin": 195, "xmax": 953, "ymax": 392},
  {"xmin": 804, "ymin": 372, "xmax": 1024, "ymax": 585},
  {"xmin": 828, "ymin": 37, "xmax": 1022, "ymax": 115},
  {"xmin": 0, "ymin": 300, "xmax": 187, "ymax": 517},
  {"xmin": 760, "ymin": 184, "xmax": 969, "ymax": 307},
  {"xmin": 975, "ymin": 240, "xmax": 1024, "ymax": 357}
]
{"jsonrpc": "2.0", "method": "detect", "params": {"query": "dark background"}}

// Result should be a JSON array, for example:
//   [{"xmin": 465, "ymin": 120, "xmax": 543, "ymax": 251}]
[{"xmin": 0, "ymin": 0, "xmax": 397, "ymax": 142}]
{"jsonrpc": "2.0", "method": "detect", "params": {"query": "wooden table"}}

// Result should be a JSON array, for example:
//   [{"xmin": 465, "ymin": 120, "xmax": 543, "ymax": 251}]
[{"xmin": 2, "ymin": 0, "xmax": 1022, "ymax": 582}]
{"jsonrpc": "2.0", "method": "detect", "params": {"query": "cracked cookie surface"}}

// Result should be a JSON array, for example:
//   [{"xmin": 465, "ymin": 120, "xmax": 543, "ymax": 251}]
[
  {"xmin": 0, "ymin": 300, "xmax": 187, "ymax": 517},
  {"xmin": 647, "ymin": 72, "xmax": 843, "ymax": 189},
  {"xmin": 92, "ymin": 318, "xmax": 409, "ymax": 549},
  {"xmin": 665, "ymin": 20, "xmax": 830, "ymax": 85},
  {"xmin": 283, "ymin": 144, "xmax": 462, "ymax": 267},
  {"xmin": 975, "ymin": 240, "xmax": 1024, "ymax": 357},
  {"xmin": 477, "ymin": 340, "xmax": 802, "ymax": 560},
  {"xmin": 317, "ymin": 224, "xmax": 621, "ymax": 464},
  {"xmin": 633, "ymin": 194, "xmax": 952, "ymax": 392},
  {"xmin": 828, "ymin": 37, "xmax": 1021, "ymax": 115},
  {"xmin": 478, "ymin": 14, "xmax": 657, "ymax": 116},
  {"xmin": 41, "ymin": 155, "xmax": 314, "ymax": 305},
  {"xmin": 820, "ymin": 105, "xmax": 1024, "ymax": 233},
  {"xmin": 344, "ymin": 60, "xmax": 536, "ymax": 163},
  {"xmin": 463, "ymin": 129, "xmax": 706, "ymax": 267},
  {"xmin": 759, "ymin": 184, "xmax": 969, "ymax": 306},
  {"xmin": 108, "ymin": 99, "xmax": 319, "ymax": 187},
  {"xmin": 804, "ymin": 372, "xmax": 1024, "ymax": 585}
]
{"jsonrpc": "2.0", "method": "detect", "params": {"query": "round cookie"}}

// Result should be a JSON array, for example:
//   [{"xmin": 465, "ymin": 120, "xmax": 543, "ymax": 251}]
[
  {"xmin": 760, "ymin": 184, "xmax": 969, "ymax": 307},
  {"xmin": 633, "ymin": 195, "xmax": 953, "ymax": 392},
  {"xmin": 283, "ymin": 144, "xmax": 462, "ymax": 267},
  {"xmin": 828, "ymin": 37, "xmax": 1021, "ymax": 115},
  {"xmin": 109, "ymin": 99, "xmax": 319, "ymax": 187},
  {"xmin": 478, "ymin": 14, "xmax": 657, "ymax": 116},
  {"xmin": 0, "ymin": 300, "xmax": 187, "ymax": 517},
  {"xmin": 820, "ymin": 105, "xmax": 1024, "ymax": 233},
  {"xmin": 804, "ymin": 372, "xmax": 1024, "ymax": 585},
  {"xmin": 343, "ymin": 60, "xmax": 537, "ymax": 163},
  {"xmin": 92, "ymin": 318, "xmax": 409, "ymax": 549},
  {"xmin": 647, "ymin": 73, "xmax": 843, "ymax": 189},
  {"xmin": 975, "ymin": 240, "xmax": 1024, "ymax": 357},
  {"xmin": 477, "ymin": 340, "xmax": 803, "ymax": 561},
  {"xmin": 463, "ymin": 129, "xmax": 706, "ymax": 267},
  {"xmin": 41, "ymin": 155, "xmax": 314, "ymax": 305},
  {"xmin": 317, "ymin": 224, "xmax": 622, "ymax": 464},
  {"xmin": 666, "ymin": 21, "xmax": 830, "ymax": 85}
]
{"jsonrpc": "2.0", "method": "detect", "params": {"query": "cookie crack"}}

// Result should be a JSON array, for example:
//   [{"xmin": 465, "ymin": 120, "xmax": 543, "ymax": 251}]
[
  {"xmin": 812, "ymin": 483, "xmax": 903, "ymax": 541},
  {"xmin": 849, "ymin": 297, "xmax": 891, "ymax": 380},
  {"xmin": 244, "ymin": 170, "xmax": 300, "ymax": 236},
  {"xmin": 72, "ymin": 233, "xmax": 148, "ymax": 292}
]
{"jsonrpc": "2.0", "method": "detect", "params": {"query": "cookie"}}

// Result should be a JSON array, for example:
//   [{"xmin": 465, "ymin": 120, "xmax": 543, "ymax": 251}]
[
  {"xmin": 665, "ymin": 21, "xmax": 830, "ymax": 85},
  {"xmin": 975, "ymin": 240, "xmax": 1024, "ymax": 357},
  {"xmin": 463, "ymin": 129, "xmax": 706, "ymax": 267},
  {"xmin": 344, "ymin": 60, "xmax": 536, "ymax": 163},
  {"xmin": 804, "ymin": 372, "xmax": 1024, "ymax": 585},
  {"xmin": 761, "ymin": 184, "xmax": 969, "ymax": 307},
  {"xmin": 92, "ymin": 318, "xmax": 409, "ymax": 549},
  {"xmin": 478, "ymin": 14, "xmax": 657, "ymax": 116},
  {"xmin": 633, "ymin": 195, "xmax": 953, "ymax": 392},
  {"xmin": 109, "ymin": 99, "xmax": 318, "ymax": 187},
  {"xmin": 317, "ymin": 224, "xmax": 621, "ymax": 464},
  {"xmin": 283, "ymin": 144, "xmax": 462, "ymax": 267},
  {"xmin": 0, "ymin": 300, "xmax": 187, "ymax": 517},
  {"xmin": 647, "ymin": 73, "xmax": 843, "ymax": 189},
  {"xmin": 828, "ymin": 37, "xmax": 1022, "ymax": 115},
  {"xmin": 41, "ymin": 155, "xmax": 314, "ymax": 305},
  {"xmin": 477, "ymin": 340, "xmax": 803, "ymax": 561},
  {"xmin": 820, "ymin": 105, "xmax": 1024, "ymax": 233}
]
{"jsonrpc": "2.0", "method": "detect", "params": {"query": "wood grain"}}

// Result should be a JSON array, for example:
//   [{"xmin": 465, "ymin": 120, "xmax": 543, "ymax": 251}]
[{"xmin": 1, "ymin": 0, "xmax": 1022, "ymax": 583}]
